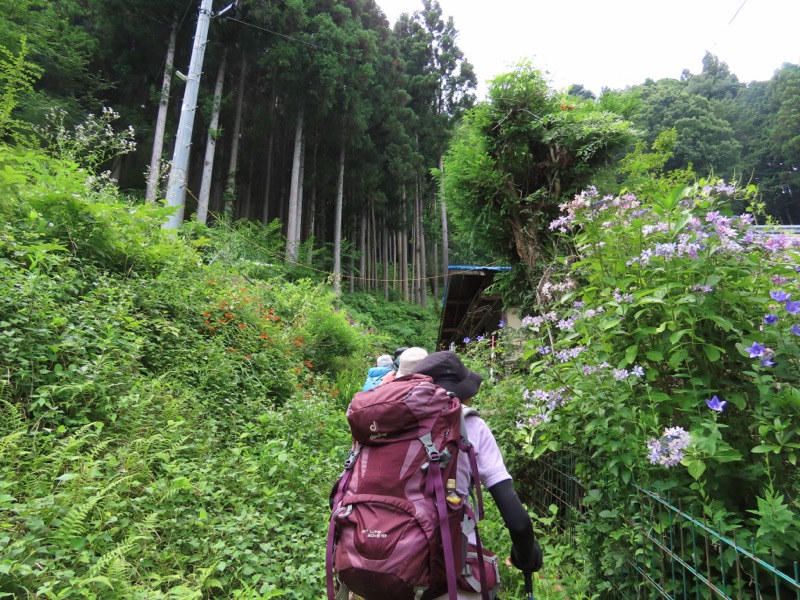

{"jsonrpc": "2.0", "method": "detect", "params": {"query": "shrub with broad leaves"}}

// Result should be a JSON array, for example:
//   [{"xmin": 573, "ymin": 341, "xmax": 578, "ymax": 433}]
[{"xmin": 475, "ymin": 180, "xmax": 799, "ymax": 589}]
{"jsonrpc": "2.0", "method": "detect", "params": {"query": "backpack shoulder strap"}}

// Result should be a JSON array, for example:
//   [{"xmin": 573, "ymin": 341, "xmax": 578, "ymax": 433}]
[
  {"xmin": 459, "ymin": 404, "xmax": 485, "ymax": 521},
  {"xmin": 462, "ymin": 405, "xmax": 480, "ymax": 418}
]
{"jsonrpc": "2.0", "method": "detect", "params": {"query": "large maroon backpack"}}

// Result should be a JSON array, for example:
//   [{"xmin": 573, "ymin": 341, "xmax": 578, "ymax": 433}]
[{"xmin": 325, "ymin": 374, "xmax": 489, "ymax": 600}]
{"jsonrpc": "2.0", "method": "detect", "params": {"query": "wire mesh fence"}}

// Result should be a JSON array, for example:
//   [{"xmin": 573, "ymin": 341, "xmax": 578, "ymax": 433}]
[{"xmin": 527, "ymin": 450, "xmax": 800, "ymax": 599}]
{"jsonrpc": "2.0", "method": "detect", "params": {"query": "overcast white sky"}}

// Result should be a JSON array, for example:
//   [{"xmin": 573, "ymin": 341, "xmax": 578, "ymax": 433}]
[{"xmin": 377, "ymin": 0, "xmax": 800, "ymax": 98}]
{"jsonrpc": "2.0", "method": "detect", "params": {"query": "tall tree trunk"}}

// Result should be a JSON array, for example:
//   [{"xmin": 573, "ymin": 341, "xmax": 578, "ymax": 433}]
[
  {"xmin": 349, "ymin": 215, "xmax": 356, "ymax": 294},
  {"xmin": 261, "ymin": 87, "xmax": 276, "ymax": 225},
  {"xmin": 432, "ymin": 237, "xmax": 439, "ymax": 302},
  {"xmin": 332, "ymin": 134, "xmax": 345, "ymax": 295},
  {"xmin": 419, "ymin": 199, "xmax": 427, "ymax": 308},
  {"xmin": 305, "ymin": 137, "xmax": 318, "ymax": 264},
  {"xmin": 224, "ymin": 55, "xmax": 247, "ymax": 217},
  {"xmin": 285, "ymin": 103, "xmax": 304, "ymax": 262},
  {"xmin": 294, "ymin": 133, "xmax": 306, "ymax": 246},
  {"xmin": 439, "ymin": 155, "xmax": 449, "ymax": 294},
  {"xmin": 359, "ymin": 211, "xmax": 367, "ymax": 290},
  {"xmin": 412, "ymin": 183, "xmax": 418, "ymax": 304},
  {"xmin": 401, "ymin": 188, "xmax": 409, "ymax": 303},
  {"xmin": 391, "ymin": 230, "xmax": 397, "ymax": 295},
  {"xmin": 382, "ymin": 216, "xmax": 389, "ymax": 300},
  {"xmin": 369, "ymin": 198, "xmax": 377, "ymax": 292},
  {"xmin": 414, "ymin": 171, "xmax": 427, "ymax": 307},
  {"xmin": 197, "ymin": 49, "xmax": 227, "ymax": 224},
  {"xmin": 146, "ymin": 13, "xmax": 178, "ymax": 204}
]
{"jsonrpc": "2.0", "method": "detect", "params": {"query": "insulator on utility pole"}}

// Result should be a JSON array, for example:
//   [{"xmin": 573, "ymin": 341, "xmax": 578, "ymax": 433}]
[{"xmin": 163, "ymin": 0, "xmax": 215, "ymax": 230}]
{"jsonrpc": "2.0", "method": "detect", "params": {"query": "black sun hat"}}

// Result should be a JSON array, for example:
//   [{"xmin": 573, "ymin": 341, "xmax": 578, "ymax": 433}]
[{"xmin": 412, "ymin": 351, "xmax": 482, "ymax": 401}]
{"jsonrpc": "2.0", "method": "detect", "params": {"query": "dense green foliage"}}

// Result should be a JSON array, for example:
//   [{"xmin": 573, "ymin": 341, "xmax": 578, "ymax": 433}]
[
  {"xmin": 627, "ymin": 55, "xmax": 800, "ymax": 223},
  {"xmin": 2, "ymin": 3, "xmax": 800, "ymax": 597},
  {"xmin": 442, "ymin": 62, "xmax": 633, "ymax": 290},
  {"xmin": 1, "ymin": 1, "xmax": 797, "ymax": 305},
  {"xmin": 0, "ymin": 140, "xmax": 447, "ymax": 598}
]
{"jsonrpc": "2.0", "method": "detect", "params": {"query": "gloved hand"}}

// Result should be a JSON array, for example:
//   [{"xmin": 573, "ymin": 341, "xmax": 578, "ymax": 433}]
[{"xmin": 511, "ymin": 538, "xmax": 543, "ymax": 573}]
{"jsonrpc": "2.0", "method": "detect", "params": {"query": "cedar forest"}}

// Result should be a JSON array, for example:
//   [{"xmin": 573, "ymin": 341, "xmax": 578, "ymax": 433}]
[{"xmin": 1, "ymin": 0, "xmax": 799, "ymax": 598}]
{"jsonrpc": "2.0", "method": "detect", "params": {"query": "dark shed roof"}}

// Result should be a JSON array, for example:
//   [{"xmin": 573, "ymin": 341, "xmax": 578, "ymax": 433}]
[{"xmin": 437, "ymin": 265, "xmax": 511, "ymax": 349}]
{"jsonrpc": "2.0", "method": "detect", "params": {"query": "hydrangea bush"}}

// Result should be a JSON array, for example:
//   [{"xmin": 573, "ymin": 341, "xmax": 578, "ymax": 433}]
[{"xmin": 503, "ymin": 181, "xmax": 799, "ymax": 583}]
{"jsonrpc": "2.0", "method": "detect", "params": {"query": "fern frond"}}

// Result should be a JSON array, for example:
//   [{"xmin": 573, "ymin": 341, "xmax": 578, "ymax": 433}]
[
  {"xmin": 84, "ymin": 532, "xmax": 146, "ymax": 595},
  {"xmin": 55, "ymin": 475, "xmax": 136, "ymax": 541},
  {"xmin": 0, "ymin": 390, "xmax": 25, "ymax": 430},
  {"xmin": 128, "ymin": 432, "xmax": 167, "ymax": 459},
  {"xmin": 86, "ymin": 437, "xmax": 114, "ymax": 461},
  {"xmin": 0, "ymin": 430, "xmax": 25, "ymax": 460},
  {"xmin": 31, "ymin": 422, "xmax": 100, "ymax": 480},
  {"xmin": 75, "ymin": 575, "xmax": 115, "ymax": 591},
  {"xmin": 136, "ymin": 512, "xmax": 159, "ymax": 535},
  {"xmin": 55, "ymin": 490, "xmax": 103, "ymax": 541}
]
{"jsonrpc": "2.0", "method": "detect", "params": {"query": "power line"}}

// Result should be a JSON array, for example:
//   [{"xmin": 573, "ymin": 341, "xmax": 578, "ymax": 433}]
[{"xmin": 728, "ymin": 0, "xmax": 748, "ymax": 25}]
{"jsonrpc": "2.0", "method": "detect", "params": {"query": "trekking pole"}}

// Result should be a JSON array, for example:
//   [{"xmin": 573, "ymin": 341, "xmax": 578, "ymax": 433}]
[{"xmin": 524, "ymin": 570, "xmax": 534, "ymax": 600}]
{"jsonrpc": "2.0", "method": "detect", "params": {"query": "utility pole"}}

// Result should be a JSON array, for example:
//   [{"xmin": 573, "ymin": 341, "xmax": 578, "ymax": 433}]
[{"xmin": 163, "ymin": 0, "xmax": 214, "ymax": 230}]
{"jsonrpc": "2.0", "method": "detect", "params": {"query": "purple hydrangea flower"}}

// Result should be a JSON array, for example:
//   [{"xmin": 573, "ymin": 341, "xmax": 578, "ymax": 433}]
[
  {"xmin": 764, "ymin": 314, "xmax": 778, "ymax": 325},
  {"xmin": 706, "ymin": 395, "xmax": 727, "ymax": 412},
  {"xmin": 770, "ymin": 290, "xmax": 791, "ymax": 302},
  {"xmin": 647, "ymin": 426, "xmax": 691, "ymax": 467},
  {"xmin": 785, "ymin": 300, "xmax": 800, "ymax": 315},
  {"xmin": 557, "ymin": 317, "xmax": 576, "ymax": 331},
  {"xmin": 746, "ymin": 342, "xmax": 766, "ymax": 358},
  {"xmin": 612, "ymin": 368, "xmax": 630, "ymax": 381}
]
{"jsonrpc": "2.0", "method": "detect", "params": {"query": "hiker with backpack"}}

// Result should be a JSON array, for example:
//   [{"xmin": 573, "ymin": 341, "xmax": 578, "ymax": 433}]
[
  {"xmin": 361, "ymin": 354, "xmax": 395, "ymax": 391},
  {"xmin": 380, "ymin": 347, "xmax": 428, "ymax": 386},
  {"xmin": 414, "ymin": 352, "xmax": 542, "ymax": 599},
  {"xmin": 327, "ymin": 350, "xmax": 542, "ymax": 600}
]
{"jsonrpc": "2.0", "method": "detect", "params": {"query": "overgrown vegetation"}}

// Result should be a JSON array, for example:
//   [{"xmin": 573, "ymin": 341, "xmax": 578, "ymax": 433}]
[
  {"xmin": 2, "ymin": 13, "xmax": 798, "ymax": 597},
  {"xmin": 465, "ymin": 180, "xmax": 800, "ymax": 597},
  {"xmin": 0, "ymin": 131, "xmax": 443, "ymax": 597}
]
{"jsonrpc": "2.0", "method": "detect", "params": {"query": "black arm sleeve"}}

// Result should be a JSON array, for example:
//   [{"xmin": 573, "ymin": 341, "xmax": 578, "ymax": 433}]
[{"xmin": 487, "ymin": 478, "xmax": 542, "ymax": 572}]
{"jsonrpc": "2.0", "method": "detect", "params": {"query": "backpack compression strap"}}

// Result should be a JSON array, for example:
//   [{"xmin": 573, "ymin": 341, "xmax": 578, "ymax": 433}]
[
  {"xmin": 421, "ymin": 434, "xmax": 458, "ymax": 600},
  {"xmin": 460, "ymin": 409, "xmax": 490, "ymax": 600},
  {"xmin": 325, "ymin": 443, "xmax": 361, "ymax": 600}
]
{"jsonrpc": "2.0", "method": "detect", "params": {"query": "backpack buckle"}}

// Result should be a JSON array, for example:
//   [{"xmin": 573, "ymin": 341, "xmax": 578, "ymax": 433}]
[
  {"xmin": 420, "ymin": 434, "xmax": 442, "ymax": 464},
  {"xmin": 343, "ymin": 444, "xmax": 361, "ymax": 469},
  {"xmin": 426, "ymin": 446, "xmax": 441, "ymax": 462}
]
